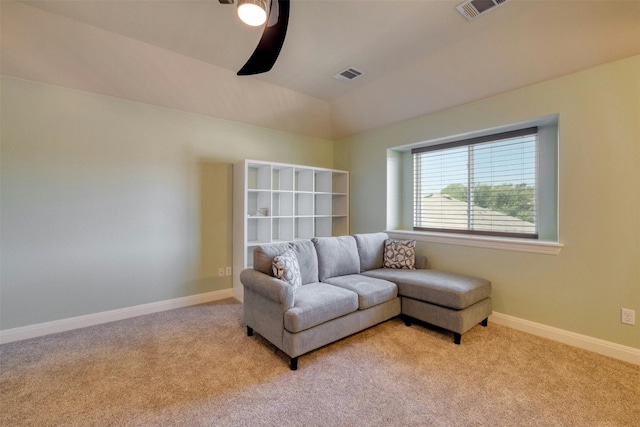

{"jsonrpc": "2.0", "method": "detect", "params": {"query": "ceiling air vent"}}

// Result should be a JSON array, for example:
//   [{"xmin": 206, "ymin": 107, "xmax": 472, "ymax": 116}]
[
  {"xmin": 456, "ymin": 0, "xmax": 509, "ymax": 21},
  {"xmin": 334, "ymin": 67, "xmax": 364, "ymax": 82}
]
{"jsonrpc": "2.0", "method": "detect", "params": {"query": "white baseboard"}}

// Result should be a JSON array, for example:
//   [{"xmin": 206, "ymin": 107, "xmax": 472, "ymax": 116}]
[
  {"xmin": 0, "ymin": 288, "xmax": 234, "ymax": 344},
  {"xmin": 490, "ymin": 312, "xmax": 640, "ymax": 365}
]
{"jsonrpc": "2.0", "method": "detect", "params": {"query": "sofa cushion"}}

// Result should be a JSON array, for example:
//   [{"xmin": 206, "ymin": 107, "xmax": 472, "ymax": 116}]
[
  {"xmin": 312, "ymin": 236, "xmax": 361, "ymax": 281},
  {"xmin": 383, "ymin": 239, "xmax": 416, "ymax": 270},
  {"xmin": 353, "ymin": 232, "xmax": 389, "ymax": 272},
  {"xmin": 289, "ymin": 240, "xmax": 320, "ymax": 285},
  {"xmin": 272, "ymin": 249, "xmax": 302, "ymax": 292},
  {"xmin": 254, "ymin": 240, "xmax": 319, "ymax": 285},
  {"xmin": 322, "ymin": 274, "xmax": 398, "ymax": 310},
  {"xmin": 362, "ymin": 268, "xmax": 491, "ymax": 310},
  {"xmin": 284, "ymin": 283, "xmax": 359, "ymax": 333}
]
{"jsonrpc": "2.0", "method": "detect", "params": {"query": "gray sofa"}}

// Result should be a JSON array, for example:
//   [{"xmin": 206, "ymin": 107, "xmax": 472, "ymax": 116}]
[{"xmin": 240, "ymin": 232, "xmax": 492, "ymax": 370}]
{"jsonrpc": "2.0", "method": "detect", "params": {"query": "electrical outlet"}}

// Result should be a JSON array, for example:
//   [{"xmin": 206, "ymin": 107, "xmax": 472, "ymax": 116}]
[
  {"xmin": 621, "ymin": 308, "xmax": 635, "ymax": 325},
  {"xmin": 218, "ymin": 267, "xmax": 225, "ymax": 278},
  {"xmin": 225, "ymin": 266, "xmax": 232, "ymax": 276}
]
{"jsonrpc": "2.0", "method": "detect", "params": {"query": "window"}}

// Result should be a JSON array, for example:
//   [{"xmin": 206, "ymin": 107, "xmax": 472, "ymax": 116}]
[{"xmin": 412, "ymin": 127, "xmax": 540, "ymax": 239}]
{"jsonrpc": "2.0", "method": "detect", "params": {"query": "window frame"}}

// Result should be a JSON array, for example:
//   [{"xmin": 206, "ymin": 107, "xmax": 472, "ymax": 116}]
[
  {"xmin": 412, "ymin": 126, "xmax": 539, "ymax": 239},
  {"xmin": 386, "ymin": 115, "xmax": 560, "ymax": 253}
]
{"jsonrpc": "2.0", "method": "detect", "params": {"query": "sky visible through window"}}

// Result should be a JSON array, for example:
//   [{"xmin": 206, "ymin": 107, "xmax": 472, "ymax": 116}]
[{"xmin": 419, "ymin": 136, "xmax": 536, "ymax": 195}]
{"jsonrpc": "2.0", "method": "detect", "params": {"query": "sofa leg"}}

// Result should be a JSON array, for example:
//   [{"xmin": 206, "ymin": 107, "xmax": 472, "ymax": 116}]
[
  {"xmin": 402, "ymin": 315, "xmax": 413, "ymax": 327},
  {"xmin": 481, "ymin": 318, "xmax": 488, "ymax": 327},
  {"xmin": 290, "ymin": 357, "xmax": 298, "ymax": 371},
  {"xmin": 247, "ymin": 326, "xmax": 254, "ymax": 337},
  {"xmin": 453, "ymin": 333, "xmax": 461, "ymax": 345}
]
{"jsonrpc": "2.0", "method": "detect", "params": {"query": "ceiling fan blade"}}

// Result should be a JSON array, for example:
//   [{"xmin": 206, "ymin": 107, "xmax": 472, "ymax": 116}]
[{"xmin": 237, "ymin": 0, "xmax": 290, "ymax": 76}]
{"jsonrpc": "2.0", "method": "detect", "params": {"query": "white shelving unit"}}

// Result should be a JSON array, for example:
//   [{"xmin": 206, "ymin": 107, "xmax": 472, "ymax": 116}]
[{"xmin": 233, "ymin": 159, "xmax": 349, "ymax": 301}]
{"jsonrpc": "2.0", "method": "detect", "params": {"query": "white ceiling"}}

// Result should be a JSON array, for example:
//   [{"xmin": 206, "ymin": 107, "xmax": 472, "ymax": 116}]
[
  {"xmin": 5, "ymin": 0, "xmax": 640, "ymax": 138},
  {"xmin": 19, "ymin": 0, "xmax": 518, "ymax": 101}
]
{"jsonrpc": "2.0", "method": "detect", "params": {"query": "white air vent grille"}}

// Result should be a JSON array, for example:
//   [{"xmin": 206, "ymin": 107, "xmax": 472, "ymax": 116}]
[
  {"xmin": 334, "ymin": 67, "xmax": 364, "ymax": 82},
  {"xmin": 456, "ymin": 0, "xmax": 509, "ymax": 21}
]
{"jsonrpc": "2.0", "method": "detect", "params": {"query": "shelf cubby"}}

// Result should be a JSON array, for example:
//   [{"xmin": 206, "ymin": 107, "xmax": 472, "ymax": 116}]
[
  {"xmin": 332, "ymin": 194, "xmax": 348, "ymax": 216},
  {"xmin": 273, "ymin": 166, "xmax": 294, "ymax": 191},
  {"xmin": 247, "ymin": 190, "xmax": 271, "ymax": 218},
  {"xmin": 295, "ymin": 192, "xmax": 314, "ymax": 216},
  {"xmin": 247, "ymin": 164, "xmax": 272, "ymax": 190},
  {"xmin": 332, "ymin": 216, "xmax": 349, "ymax": 236},
  {"xmin": 332, "ymin": 172, "xmax": 349, "ymax": 194},
  {"xmin": 272, "ymin": 191, "xmax": 294, "ymax": 217},
  {"xmin": 295, "ymin": 217, "xmax": 315, "ymax": 240},
  {"xmin": 315, "ymin": 217, "xmax": 332, "ymax": 237},
  {"xmin": 245, "ymin": 246, "xmax": 255, "ymax": 269},
  {"xmin": 247, "ymin": 217, "xmax": 271, "ymax": 244},
  {"xmin": 315, "ymin": 193, "xmax": 332, "ymax": 216},
  {"xmin": 295, "ymin": 168, "xmax": 314, "ymax": 192},
  {"xmin": 273, "ymin": 217, "xmax": 295, "ymax": 242},
  {"xmin": 314, "ymin": 170, "xmax": 332, "ymax": 193}
]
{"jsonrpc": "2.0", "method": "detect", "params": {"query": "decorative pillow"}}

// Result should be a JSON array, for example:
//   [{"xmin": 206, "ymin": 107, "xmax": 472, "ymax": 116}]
[
  {"xmin": 383, "ymin": 239, "xmax": 416, "ymax": 270},
  {"xmin": 272, "ymin": 249, "xmax": 302, "ymax": 292}
]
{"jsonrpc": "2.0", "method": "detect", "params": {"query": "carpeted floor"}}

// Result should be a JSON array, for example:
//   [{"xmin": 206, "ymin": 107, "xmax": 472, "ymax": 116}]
[{"xmin": 1, "ymin": 298, "xmax": 638, "ymax": 426}]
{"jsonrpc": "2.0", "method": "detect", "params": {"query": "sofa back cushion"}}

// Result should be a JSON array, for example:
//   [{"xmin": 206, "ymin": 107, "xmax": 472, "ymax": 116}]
[
  {"xmin": 312, "ymin": 236, "xmax": 361, "ymax": 281},
  {"xmin": 289, "ymin": 240, "xmax": 320, "ymax": 284},
  {"xmin": 254, "ymin": 240, "xmax": 319, "ymax": 285},
  {"xmin": 354, "ymin": 232, "xmax": 389, "ymax": 272}
]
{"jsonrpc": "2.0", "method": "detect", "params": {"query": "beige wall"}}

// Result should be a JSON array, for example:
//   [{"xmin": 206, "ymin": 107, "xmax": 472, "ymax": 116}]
[
  {"xmin": 335, "ymin": 56, "xmax": 640, "ymax": 349},
  {"xmin": 0, "ymin": 76, "xmax": 333, "ymax": 329}
]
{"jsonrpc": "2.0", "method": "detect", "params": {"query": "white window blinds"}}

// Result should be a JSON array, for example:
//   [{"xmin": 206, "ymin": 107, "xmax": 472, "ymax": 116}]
[{"xmin": 412, "ymin": 127, "xmax": 538, "ymax": 238}]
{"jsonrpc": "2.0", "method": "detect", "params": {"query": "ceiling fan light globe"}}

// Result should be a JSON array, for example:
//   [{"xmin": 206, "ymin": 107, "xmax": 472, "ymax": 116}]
[{"xmin": 237, "ymin": 0, "xmax": 268, "ymax": 27}]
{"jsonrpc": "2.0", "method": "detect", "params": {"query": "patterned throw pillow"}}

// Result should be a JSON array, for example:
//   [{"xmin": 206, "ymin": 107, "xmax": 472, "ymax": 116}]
[
  {"xmin": 383, "ymin": 239, "xmax": 416, "ymax": 270},
  {"xmin": 272, "ymin": 249, "xmax": 302, "ymax": 292}
]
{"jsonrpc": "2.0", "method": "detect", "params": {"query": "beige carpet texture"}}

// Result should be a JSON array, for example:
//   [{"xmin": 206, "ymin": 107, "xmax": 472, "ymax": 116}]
[{"xmin": 1, "ymin": 298, "xmax": 638, "ymax": 426}]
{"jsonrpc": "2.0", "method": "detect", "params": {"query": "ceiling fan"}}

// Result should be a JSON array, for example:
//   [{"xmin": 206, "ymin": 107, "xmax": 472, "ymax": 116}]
[{"xmin": 219, "ymin": 0, "xmax": 290, "ymax": 76}]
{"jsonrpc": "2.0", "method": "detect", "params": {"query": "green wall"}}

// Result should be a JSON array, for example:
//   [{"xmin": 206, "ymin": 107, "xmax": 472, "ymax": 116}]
[
  {"xmin": 0, "ymin": 77, "xmax": 333, "ymax": 330},
  {"xmin": 335, "ymin": 56, "xmax": 640, "ymax": 349},
  {"xmin": 2, "ymin": 56, "xmax": 639, "ymax": 350}
]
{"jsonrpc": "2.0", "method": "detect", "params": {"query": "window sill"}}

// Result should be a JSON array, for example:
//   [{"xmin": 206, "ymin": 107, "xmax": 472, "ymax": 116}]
[{"xmin": 386, "ymin": 229, "xmax": 564, "ymax": 255}]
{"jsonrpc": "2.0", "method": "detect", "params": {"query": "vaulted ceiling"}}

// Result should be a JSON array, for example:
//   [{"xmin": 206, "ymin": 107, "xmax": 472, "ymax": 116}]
[{"xmin": 3, "ymin": 0, "xmax": 639, "ymax": 139}]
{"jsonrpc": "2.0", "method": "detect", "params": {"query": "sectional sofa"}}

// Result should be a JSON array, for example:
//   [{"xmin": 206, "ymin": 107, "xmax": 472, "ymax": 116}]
[{"xmin": 240, "ymin": 232, "xmax": 492, "ymax": 370}]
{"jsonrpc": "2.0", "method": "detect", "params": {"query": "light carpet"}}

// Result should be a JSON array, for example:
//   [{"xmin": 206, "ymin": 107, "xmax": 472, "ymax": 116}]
[{"xmin": 1, "ymin": 298, "xmax": 638, "ymax": 426}]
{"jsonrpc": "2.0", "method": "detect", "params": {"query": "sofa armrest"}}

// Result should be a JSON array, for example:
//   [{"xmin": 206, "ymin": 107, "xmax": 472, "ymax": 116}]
[{"xmin": 240, "ymin": 268, "xmax": 295, "ymax": 310}]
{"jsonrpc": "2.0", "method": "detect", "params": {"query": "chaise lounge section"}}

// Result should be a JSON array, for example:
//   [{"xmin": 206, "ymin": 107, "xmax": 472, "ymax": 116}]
[{"xmin": 240, "ymin": 232, "xmax": 491, "ymax": 370}]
